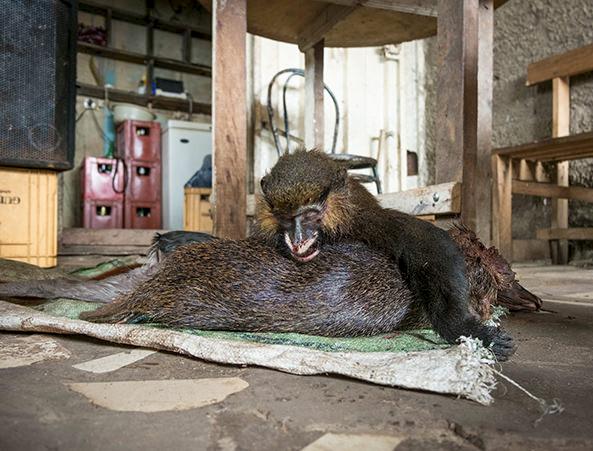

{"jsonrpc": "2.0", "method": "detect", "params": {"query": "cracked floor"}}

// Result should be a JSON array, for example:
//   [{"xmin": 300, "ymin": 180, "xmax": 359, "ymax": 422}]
[{"xmin": 1, "ymin": 264, "xmax": 592, "ymax": 451}]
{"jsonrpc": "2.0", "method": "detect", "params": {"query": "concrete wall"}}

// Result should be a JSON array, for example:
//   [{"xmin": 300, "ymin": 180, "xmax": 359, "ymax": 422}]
[
  {"xmin": 424, "ymin": 0, "xmax": 593, "ymax": 261},
  {"xmin": 60, "ymin": 0, "xmax": 211, "ymax": 229}
]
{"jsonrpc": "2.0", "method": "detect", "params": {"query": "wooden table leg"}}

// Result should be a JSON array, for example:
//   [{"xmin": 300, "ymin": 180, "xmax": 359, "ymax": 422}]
[
  {"xmin": 436, "ymin": 0, "xmax": 493, "ymax": 244},
  {"xmin": 212, "ymin": 0, "xmax": 247, "ymax": 239},
  {"xmin": 492, "ymin": 154, "xmax": 513, "ymax": 260},
  {"xmin": 552, "ymin": 76, "xmax": 570, "ymax": 264},
  {"xmin": 304, "ymin": 40, "xmax": 325, "ymax": 150}
]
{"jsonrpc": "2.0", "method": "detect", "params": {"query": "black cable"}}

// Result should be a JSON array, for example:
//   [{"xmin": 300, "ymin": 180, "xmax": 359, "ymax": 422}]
[{"xmin": 111, "ymin": 156, "xmax": 128, "ymax": 195}]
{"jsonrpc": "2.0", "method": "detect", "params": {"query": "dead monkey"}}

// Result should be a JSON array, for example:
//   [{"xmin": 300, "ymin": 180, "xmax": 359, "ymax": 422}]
[{"xmin": 255, "ymin": 149, "xmax": 516, "ymax": 359}]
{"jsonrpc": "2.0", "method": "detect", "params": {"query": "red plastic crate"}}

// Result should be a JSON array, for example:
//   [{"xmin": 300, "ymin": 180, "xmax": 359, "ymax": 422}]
[
  {"xmin": 124, "ymin": 200, "xmax": 162, "ymax": 229},
  {"xmin": 82, "ymin": 157, "xmax": 124, "ymax": 201},
  {"xmin": 83, "ymin": 200, "xmax": 124, "ymax": 229},
  {"xmin": 116, "ymin": 120, "xmax": 161, "ymax": 162},
  {"xmin": 125, "ymin": 160, "xmax": 161, "ymax": 202}
]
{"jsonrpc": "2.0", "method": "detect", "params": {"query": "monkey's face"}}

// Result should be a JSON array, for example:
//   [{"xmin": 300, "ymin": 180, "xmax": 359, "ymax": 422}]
[{"xmin": 257, "ymin": 150, "xmax": 352, "ymax": 263}]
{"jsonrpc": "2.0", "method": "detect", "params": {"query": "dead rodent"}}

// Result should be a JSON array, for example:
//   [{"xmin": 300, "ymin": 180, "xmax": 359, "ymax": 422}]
[{"xmin": 81, "ymin": 238, "xmax": 425, "ymax": 336}]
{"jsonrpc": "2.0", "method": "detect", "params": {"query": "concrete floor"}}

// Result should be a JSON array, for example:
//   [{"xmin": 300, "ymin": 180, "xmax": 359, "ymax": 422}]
[{"xmin": 1, "ymin": 264, "xmax": 592, "ymax": 451}]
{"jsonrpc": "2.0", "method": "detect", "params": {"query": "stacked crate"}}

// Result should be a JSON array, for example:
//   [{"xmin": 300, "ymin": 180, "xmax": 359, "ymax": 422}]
[
  {"xmin": 82, "ymin": 157, "xmax": 125, "ymax": 229},
  {"xmin": 116, "ymin": 120, "xmax": 162, "ymax": 229}
]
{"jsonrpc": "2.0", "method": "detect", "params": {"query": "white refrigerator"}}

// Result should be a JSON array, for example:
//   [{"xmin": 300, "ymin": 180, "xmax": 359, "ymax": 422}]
[{"xmin": 162, "ymin": 120, "xmax": 212, "ymax": 230}]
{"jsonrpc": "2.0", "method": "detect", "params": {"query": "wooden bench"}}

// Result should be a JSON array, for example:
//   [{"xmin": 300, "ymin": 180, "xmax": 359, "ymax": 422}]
[{"xmin": 492, "ymin": 44, "xmax": 593, "ymax": 263}]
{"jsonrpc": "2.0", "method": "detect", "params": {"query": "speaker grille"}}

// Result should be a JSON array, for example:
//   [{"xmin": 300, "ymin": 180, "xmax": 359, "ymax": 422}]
[{"xmin": 0, "ymin": 0, "xmax": 76, "ymax": 170}]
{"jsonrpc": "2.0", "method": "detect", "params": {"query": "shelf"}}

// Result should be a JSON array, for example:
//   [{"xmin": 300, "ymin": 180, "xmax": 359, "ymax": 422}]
[
  {"xmin": 78, "ymin": 42, "xmax": 211, "ymax": 77},
  {"xmin": 493, "ymin": 132, "xmax": 593, "ymax": 162},
  {"xmin": 79, "ymin": 0, "xmax": 212, "ymax": 41},
  {"xmin": 77, "ymin": 82, "xmax": 212, "ymax": 115}
]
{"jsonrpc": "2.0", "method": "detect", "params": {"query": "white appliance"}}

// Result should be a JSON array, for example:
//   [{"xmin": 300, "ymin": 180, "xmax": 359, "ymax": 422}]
[{"xmin": 162, "ymin": 120, "xmax": 212, "ymax": 229}]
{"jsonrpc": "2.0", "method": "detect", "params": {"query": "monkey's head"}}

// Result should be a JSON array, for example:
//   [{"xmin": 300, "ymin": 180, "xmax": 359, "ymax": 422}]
[{"xmin": 257, "ymin": 150, "xmax": 355, "ymax": 262}]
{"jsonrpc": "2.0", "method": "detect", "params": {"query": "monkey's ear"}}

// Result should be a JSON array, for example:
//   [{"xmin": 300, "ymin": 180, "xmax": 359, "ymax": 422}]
[{"xmin": 260, "ymin": 174, "xmax": 270, "ymax": 194}]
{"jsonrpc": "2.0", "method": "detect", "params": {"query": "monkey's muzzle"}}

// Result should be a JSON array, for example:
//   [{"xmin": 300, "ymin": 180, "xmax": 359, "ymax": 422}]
[{"xmin": 284, "ymin": 231, "xmax": 320, "ymax": 263}]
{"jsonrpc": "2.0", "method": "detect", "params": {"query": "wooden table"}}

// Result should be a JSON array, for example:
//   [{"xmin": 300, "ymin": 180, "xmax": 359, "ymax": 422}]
[{"xmin": 200, "ymin": 0, "xmax": 509, "ymax": 242}]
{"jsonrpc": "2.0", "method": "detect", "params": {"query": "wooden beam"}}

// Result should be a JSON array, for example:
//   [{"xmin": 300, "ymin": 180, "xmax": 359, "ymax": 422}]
[
  {"xmin": 492, "ymin": 155, "xmax": 512, "ymax": 261},
  {"xmin": 475, "ymin": 0, "xmax": 494, "ymax": 243},
  {"xmin": 212, "ymin": 0, "xmax": 247, "ymax": 239},
  {"xmin": 77, "ymin": 42, "xmax": 212, "ymax": 77},
  {"xmin": 304, "ymin": 40, "xmax": 325, "ymax": 150},
  {"xmin": 435, "ymin": 0, "xmax": 485, "ymax": 236},
  {"xmin": 79, "ymin": 0, "xmax": 212, "ymax": 40},
  {"xmin": 297, "ymin": 4, "xmax": 357, "ymax": 52},
  {"xmin": 537, "ymin": 228, "xmax": 593, "ymax": 241},
  {"xmin": 377, "ymin": 181, "xmax": 461, "ymax": 215},
  {"xmin": 551, "ymin": 76, "xmax": 570, "ymax": 264},
  {"xmin": 492, "ymin": 131, "xmax": 593, "ymax": 161},
  {"xmin": 320, "ymin": 0, "xmax": 438, "ymax": 17},
  {"xmin": 512, "ymin": 180, "xmax": 593, "ymax": 203},
  {"xmin": 61, "ymin": 228, "xmax": 166, "ymax": 246},
  {"xmin": 77, "ymin": 82, "xmax": 212, "ymax": 115},
  {"xmin": 246, "ymin": 182, "xmax": 460, "ymax": 217},
  {"xmin": 527, "ymin": 43, "xmax": 593, "ymax": 86}
]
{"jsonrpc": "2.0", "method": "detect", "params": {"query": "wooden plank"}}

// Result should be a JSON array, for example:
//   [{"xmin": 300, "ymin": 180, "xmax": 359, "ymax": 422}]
[
  {"xmin": 212, "ymin": 0, "xmax": 247, "ymax": 239},
  {"xmin": 527, "ymin": 43, "xmax": 593, "ymax": 86},
  {"xmin": 536, "ymin": 228, "xmax": 593, "ymax": 241},
  {"xmin": 492, "ymin": 131, "xmax": 593, "ymax": 161},
  {"xmin": 512, "ymin": 181, "xmax": 593, "ymax": 203},
  {"xmin": 246, "ymin": 182, "xmax": 460, "ymax": 217},
  {"xmin": 377, "ymin": 181, "xmax": 461, "ymax": 215},
  {"xmin": 61, "ymin": 228, "xmax": 166, "ymax": 246},
  {"xmin": 551, "ymin": 76, "xmax": 570, "ymax": 264},
  {"xmin": 492, "ymin": 155, "xmax": 512, "ymax": 260},
  {"xmin": 435, "ymin": 0, "xmax": 485, "ymax": 237},
  {"xmin": 475, "ymin": 0, "xmax": 494, "ymax": 243},
  {"xmin": 298, "ymin": 4, "xmax": 357, "ymax": 51},
  {"xmin": 79, "ymin": 0, "xmax": 212, "ymax": 40},
  {"xmin": 77, "ymin": 42, "xmax": 212, "ymax": 77},
  {"xmin": 59, "ymin": 245, "xmax": 150, "ymax": 256},
  {"xmin": 77, "ymin": 83, "xmax": 211, "ymax": 115},
  {"xmin": 304, "ymin": 40, "xmax": 325, "ymax": 150},
  {"xmin": 320, "ymin": 0, "xmax": 438, "ymax": 16}
]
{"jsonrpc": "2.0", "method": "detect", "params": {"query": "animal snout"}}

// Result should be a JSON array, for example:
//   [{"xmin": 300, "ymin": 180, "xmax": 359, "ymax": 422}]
[{"xmin": 284, "ymin": 231, "xmax": 318, "ymax": 256}]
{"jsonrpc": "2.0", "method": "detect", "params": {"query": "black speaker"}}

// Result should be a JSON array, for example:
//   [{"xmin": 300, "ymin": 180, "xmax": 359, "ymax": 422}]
[{"xmin": 0, "ymin": 0, "xmax": 77, "ymax": 171}]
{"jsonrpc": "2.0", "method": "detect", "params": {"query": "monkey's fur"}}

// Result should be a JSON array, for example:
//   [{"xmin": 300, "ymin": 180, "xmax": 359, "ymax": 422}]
[
  {"xmin": 81, "ymin": 239, "xmax": 424, "ymax": 336},
  {"xmin": 256, "ymin": 150, "xmax": 516, "ymax": 359}
]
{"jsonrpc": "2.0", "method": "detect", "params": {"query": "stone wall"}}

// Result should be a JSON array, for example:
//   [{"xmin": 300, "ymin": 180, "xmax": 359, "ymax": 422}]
[{"xmin": 424, "ymin": 0, "xmax": 593, "ymax": 260}]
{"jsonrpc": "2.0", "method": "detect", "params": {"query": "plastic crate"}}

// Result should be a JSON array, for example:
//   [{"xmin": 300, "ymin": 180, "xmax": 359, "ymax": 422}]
[
  {"xmin": 81, "ymin": 156, "xmax": 124, "ymax": 201},
  {"xmin": 125, "ymin": 160, "xmax": 161, "ymax": 202},
  {"xmin": 124, "ymin": 200, "xmax": 162, "ymax": 229},
  {"xmin": 83, "ymin": 200, "xmax": 124, "ymax": 229},
  {"xmin": 116, "ymin": 120, "xmax": 161, "ymax": 162}
]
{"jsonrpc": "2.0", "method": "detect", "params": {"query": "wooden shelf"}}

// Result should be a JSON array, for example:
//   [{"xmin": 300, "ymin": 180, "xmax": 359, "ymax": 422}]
[
  {"xmin": 493, "ymin": 132, "xmax": 593, "ymax": 162},
  {"xmin": 78, "ymin": 42, "xmax": 211, "ymax": 77},
  {"xmin": 79, "ymin": 0, "xmax": 212, "ymax": 41},
  {"xmin": 77, "ymin": 82, "xmax": 212, "ymax": 115}
]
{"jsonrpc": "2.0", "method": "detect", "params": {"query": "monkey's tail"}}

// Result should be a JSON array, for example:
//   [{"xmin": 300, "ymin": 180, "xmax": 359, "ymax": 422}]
[
  {"xmin": 79, "ymin": 292, "xmax": 152, "ymax": 323},
  {"xmin": 0, "ymin": 265, "xmax": 157, "ymax": 304}
]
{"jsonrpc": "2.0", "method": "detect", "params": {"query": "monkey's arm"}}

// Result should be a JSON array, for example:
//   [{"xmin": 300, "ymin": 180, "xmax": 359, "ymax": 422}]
[{"xmin": 380, "ymin": 212, "xmax": 515, "ymax": 360}]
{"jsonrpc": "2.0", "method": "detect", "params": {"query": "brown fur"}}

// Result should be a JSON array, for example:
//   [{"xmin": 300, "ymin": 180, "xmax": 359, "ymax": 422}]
[
  {"xmin": 256, "ymin": 149, "xmax": 521, "ymax": 359},
  {"xmin": 81, "ymin": 239, "xmax": 425, "ymax": 336}
]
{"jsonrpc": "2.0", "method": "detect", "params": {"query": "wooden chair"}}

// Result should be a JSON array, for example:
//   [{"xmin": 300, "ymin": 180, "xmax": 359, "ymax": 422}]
[{"xmin": 492, "ymin": 44, "xmax": 593, "ymax": 264}]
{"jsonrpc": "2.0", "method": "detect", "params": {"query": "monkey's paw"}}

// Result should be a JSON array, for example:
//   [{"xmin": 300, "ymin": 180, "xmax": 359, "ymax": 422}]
[{"xmin": 490, "ymin": 329, "xmax": 516, "ymax": 362}]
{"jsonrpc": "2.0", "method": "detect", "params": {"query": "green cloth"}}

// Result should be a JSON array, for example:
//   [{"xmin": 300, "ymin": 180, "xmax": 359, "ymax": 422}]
[{"xmin": 36, "ymin": 299, "xmax": 450, "ymax": 354}]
